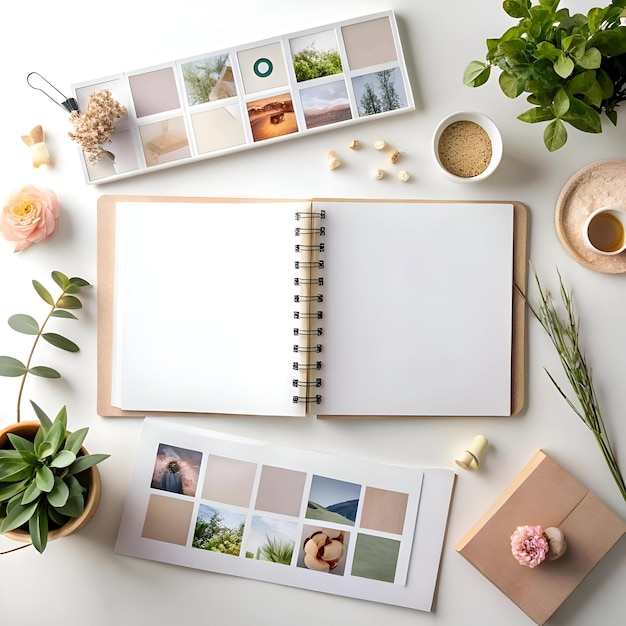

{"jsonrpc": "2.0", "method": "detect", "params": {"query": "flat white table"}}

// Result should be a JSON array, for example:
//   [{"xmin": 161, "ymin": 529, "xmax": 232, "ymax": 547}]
[{"xmin": 1, "ymin": 1, "xmax": 625, "ymax": 624}]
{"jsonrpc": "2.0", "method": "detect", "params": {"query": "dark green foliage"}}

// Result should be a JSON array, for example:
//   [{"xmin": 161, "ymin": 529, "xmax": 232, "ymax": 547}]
[{"xmin": 464, "ymin": 0, "xmax": 626, "ymax": 150}]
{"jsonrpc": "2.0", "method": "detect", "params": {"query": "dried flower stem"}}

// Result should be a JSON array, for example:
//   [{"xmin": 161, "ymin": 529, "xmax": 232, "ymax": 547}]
[{"xmin": 521, "ymin": 265, "xmax": 626, "ymax": 502}]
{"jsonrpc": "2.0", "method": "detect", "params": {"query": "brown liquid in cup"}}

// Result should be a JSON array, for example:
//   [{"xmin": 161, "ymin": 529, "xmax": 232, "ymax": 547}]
[{"xmin": 587, "ymin": 212, "xmax": 625, "ymax": 253}]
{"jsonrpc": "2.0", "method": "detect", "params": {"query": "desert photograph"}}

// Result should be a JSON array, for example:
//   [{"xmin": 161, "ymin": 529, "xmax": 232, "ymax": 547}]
[{"xmin": 246, "ymin": 93, "xmax": 298, "ymax": 141}]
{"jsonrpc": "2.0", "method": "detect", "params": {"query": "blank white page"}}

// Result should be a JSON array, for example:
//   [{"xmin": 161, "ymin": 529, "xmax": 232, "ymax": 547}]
[
  {"xmin": 111, "ymin": 201, "xmax": 310, "ymax": 417},
  {"xmin": 317, "ymin": 201, "xmax": 514, "ymax": 416}
]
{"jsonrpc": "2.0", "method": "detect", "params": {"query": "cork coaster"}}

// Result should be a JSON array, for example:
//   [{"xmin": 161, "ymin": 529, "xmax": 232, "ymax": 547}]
[{"xmin": 555, "ymin": 159, "xmax": 626, "ymax": 274}]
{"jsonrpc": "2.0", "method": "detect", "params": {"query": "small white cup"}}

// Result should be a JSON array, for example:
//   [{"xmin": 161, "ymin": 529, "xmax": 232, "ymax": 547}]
[
  {"xmin": 583, "ymin": 207, "xmax": 626, "ymax": 255},
  {"xmin": 432, "ymin": 111, "xmax": 502, "ymax": 183}
]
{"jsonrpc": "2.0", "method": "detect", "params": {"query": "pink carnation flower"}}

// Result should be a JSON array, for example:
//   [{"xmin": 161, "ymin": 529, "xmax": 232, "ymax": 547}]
[
  {"xmin": 0, "ymin": 185, "xmax": 59, "ymax": 252},
  {"xmin": 510, "ymin": 524, "xmax": 549, "ymax": 568}
]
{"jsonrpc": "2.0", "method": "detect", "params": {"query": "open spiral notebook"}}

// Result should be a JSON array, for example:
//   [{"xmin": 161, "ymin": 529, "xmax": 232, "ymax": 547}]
[{"xmin": 97, "ymin": 196, "xmax": 527, "ymax": 418}]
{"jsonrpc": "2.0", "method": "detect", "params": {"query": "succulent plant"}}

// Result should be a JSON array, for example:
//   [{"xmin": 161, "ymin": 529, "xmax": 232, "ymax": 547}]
[{"xmin": 0, "ymin": 403, "xmax": 109, "ymax": 553}]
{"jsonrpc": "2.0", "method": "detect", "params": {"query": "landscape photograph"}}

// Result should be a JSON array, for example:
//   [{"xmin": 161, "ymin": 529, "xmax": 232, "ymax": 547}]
[
  {"xmin": 192, "ymin": 504, "xmax": 246, "ymax": 556},
  {"xmin": 289, "ymin": 29, "xmax": 343, "ymax": 82},
  {"xmin": 306, "ymin": 475, "xmax": 361, "ymax": 526},
  {"xmin": 246, "ymin": 93, "xmax": 298, "ymax": 141},
  {"xmin": 300, "ymin": 80, "xmax": 352, "ymax": 129},
  {"xmin": 352, "ymin": 67, "xmax": 408, "ymax": 117},
  {"xmin": 244, "ymin": 515, "xmax": 298, "ymax": 564}
]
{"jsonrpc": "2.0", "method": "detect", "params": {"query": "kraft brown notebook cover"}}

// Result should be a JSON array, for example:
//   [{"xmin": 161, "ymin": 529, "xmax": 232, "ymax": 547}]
[
  {"xmin": 97, "ymin": 196, "xmax": 527, "ymax": 418},
  {"xmin": 456, "ymin": 450, "xmax": 626, "ymax": 625}
]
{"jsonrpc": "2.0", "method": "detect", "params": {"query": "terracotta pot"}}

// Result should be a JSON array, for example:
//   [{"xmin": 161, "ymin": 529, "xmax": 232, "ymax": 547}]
[{"xmin": 0, "ymin": 421, "xmax": 102, "ymax": 544}]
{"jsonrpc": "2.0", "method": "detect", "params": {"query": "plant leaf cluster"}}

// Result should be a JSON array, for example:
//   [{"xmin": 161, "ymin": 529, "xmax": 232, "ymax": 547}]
[
  {"xmin": 0, "ymin": 271, "xmax": 89, "ymax": 422},
  {"xmin": 464, "ymin": 0, "xmax": 626, "ymax": 150},
  {"xmin": 0, "ymin": 403, "xmax": 110, "ymax": 553}
]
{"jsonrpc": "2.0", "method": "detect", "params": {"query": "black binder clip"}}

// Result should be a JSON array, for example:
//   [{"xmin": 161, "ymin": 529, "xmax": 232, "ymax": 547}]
[{"xmin": 26, "ymin": 72, "xmax": 79, "ymax": 113}]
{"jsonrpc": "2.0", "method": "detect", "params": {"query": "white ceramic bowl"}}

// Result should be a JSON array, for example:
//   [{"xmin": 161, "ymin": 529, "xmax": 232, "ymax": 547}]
[{"xmin": 432, "ymin": 111, "xmax": 503, "ymax": 183}]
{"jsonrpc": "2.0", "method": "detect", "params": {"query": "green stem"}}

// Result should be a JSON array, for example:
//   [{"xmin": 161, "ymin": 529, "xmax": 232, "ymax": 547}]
[{"xmin": 16, "ymin": 291, "xmax": 66, "ymax": 423}]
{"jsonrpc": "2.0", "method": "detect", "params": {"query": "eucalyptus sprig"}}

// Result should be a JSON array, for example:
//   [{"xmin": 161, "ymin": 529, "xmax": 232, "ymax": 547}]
[
  {"xmin": 0, "ymin": 271, "xmax": 89, "ymax": 422},
  {"xmin": 524, "ymin": 266, "xmax": 626, "ymax": 502},
  {"xmin": 464, "ymin": 0, "xmax": 626, "ymax": 151}
]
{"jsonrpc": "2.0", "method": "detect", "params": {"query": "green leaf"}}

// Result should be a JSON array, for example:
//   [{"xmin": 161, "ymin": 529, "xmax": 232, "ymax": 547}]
[
  {"xmin": 596, "ymin": 69, "xmax": 615, "ymax": 99},
  {"xmin": 70, "ymin": 277, "xmax": 90, "ymax": 288},
  {"xmin": 8, "ymin": 314, "xmax": 39, "ymax": 335},
  {"xmin": 32, "ymin": 280, "xmax": 54, "ymax": 306},
  {"xmin": 562, "ymin": 97, "xmax": 602, "ymax": 133},
  {"xmin": 51, "ymin": 310, "xmax": 78, "ymax": 320},
  {"xmin": 40, "ymin": 407, "xmax": 68, "ymax": 457},
  {"xmin": 0, "ymin": 480, "xmax": 28, "ymax": 503},
  {"xmin": 68, "ymin": 453, "xmax": 110, "ymax": 475},
  {"xmin": 29, "ymin": 501, "xmax": 48, "ymax": 553},
  {"xmin": 463, "ymin": 61, "xmax": 491, "ymax": 87},
  {"xmin": 47, "ymin": 476, "xmax": 69, "ymax": 508},
  {"xmin": 51, "ymin": 271, "xmax": 71, "ymax": 291},
  {"xmin": 50, "ymin": 450, "xmax": 77, "ymax": 469},
  {"xmin": 30, "ymin": 401, "xmax": 53, "ymax": 431},
  {"xmin": 6, "ymin": 433, "xmax": 35, "ymax": 455},
  {"xmin": 0, "ymin": 356, "xmax": 27, "ymax": 377},
  {"xmin": 55, "ymin": 476, "xmax": 85, "ymax": 518},
  {"xmin": 36, "ymin": 465, "xmax": 55, "ymax": 492},
  {"xmin": 28, "ymin": 366, "xmax": 61, "ymax": 379},
  {"xmin": 554, "ymin": 54, "xmax": 575, "ymax": 78},
  {"xmin": 534, "ymin": 41, "xmax": 559, "ymax": 61},
  {"xmin": 583, "ymin": 80, "xmax": 603, "ymax": 108},
  {"xmin": 607, "ymin": 109, "xmax": 618, "ymax": 126},
  {"xmin": 503, "ymin": 0, "xmax": 530, "ymax": 19},
  {"xmin": 517, "ymin": 107, "xmax": 554, "ymax": 124},
  {"xmin": 552, "ymin": 88, "xmax": 570, "ymax": 117},
  {"xmin": 587, "ymin": 7, "xmax": 606, "ymax": 32},
  {"xmin": 544, "ymin": 119, "xmax": 567, "ymax": 151},
  {"xmin": 567, "ymin": 70, "xmax": 596, "ymax": 96},
  {"xmin": 64, "ymin": 428, "xmax": 88, "ymax": 455},
  {"xmin": 499, "ymin": 71, "xmax": 523, "ymax": 98},
  {"xmin": 42, "ymin": 333, "xmax": 79, "ymax": 352},
  {"xmin": 0, "ymin": 458, "xmax": 32, "ymax": 482},
  {"xmin": 21, "ymin": 480, "xmax": 43, "ymax": 505},
  {"xmin": 589, "ymin": 29, "xmax": 626, "ymax": 56},
  {"xmin": 48, "ymin": 505, "xmax": 68, "ymax": 527},
  {"xmin": 576, "ymin": 48, "xmax": 601, "ymax": 70},
  {"xmin": 56, "ymin": 295, "xmax": 82, "ymax": 310},
  {"xmin": 0, "ymin": 500, "xmax": 38, "ymax": 533}
]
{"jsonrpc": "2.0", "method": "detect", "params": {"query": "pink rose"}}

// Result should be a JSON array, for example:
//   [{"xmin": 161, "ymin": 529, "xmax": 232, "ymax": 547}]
[
  {"xmin": 0, "ymin": 185, "xmax": 60, "ymax": 252},
  {"xmin": 510, "ymin": 524, "xmax": 549, "ymax": 568}
]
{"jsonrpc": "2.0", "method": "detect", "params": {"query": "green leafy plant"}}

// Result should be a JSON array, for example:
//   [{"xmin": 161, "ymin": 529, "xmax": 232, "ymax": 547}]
[
  {"xmin": 523, "ymin": 266, "xmax": 626, "ymax": 502},
  {"xmin": 0, "ymin": 271, "xmax": 89, "ymax": 422},
  {"xmin": 0, "ymin": 403, "xmax": 109, "ymax": 553},
  {"xmin": 464, "ymin": 0, "xmax": 626, "ymax": 151},
  {"xmin": 0, "ymin": 271, "xmax": 109, "ymax": 553}
]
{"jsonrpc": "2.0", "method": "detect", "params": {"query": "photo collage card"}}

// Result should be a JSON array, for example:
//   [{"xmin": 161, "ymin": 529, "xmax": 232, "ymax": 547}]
[
  {"xmin": 115, "ymin": 420, "xmax": 455, "ymax": 611},
  {"xmin": 71, "ymin": 11, "xmax": 414, "ymax": 183}
]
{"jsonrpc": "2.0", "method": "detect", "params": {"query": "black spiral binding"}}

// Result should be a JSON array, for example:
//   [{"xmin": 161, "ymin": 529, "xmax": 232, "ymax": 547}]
[{"xmin": 293, "ymin": 208, "xmax": 325, "ymax": 409}]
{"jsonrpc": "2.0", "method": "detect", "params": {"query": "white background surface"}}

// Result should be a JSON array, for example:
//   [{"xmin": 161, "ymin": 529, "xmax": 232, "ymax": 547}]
[{"xmin": 1, "ymin": 1, "xmax": 625, "ymax": 624}]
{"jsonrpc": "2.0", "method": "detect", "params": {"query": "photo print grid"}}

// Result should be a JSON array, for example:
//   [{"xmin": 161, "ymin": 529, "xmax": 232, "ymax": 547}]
[
  {"xmin": 71, "ymin": 11, "xmax": 413, "ymax": 183},
  {"xmin": 140, "ymin": 444, "xmax": 412, "ymax": 584}
]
